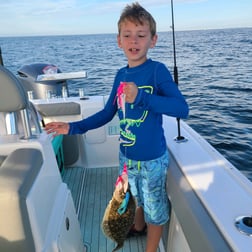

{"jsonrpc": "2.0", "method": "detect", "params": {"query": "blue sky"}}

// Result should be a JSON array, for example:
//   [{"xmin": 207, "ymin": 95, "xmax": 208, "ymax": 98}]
[{"xmin": 0, "ymin": 0, "xmax": 251, "ymax": 36}]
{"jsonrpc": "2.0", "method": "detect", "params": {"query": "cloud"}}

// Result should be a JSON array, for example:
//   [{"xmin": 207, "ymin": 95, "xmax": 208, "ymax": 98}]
[
  {"xmin": 0, "ymin": 0, "xmax": 251, "ymax": 36},
  {"xmin": 1, "ymin": 0, "xmax": 81, "ymax": 20},
  {"xmin": 0, "ymin": 0, "xmax": 204, "ymax": 20}
]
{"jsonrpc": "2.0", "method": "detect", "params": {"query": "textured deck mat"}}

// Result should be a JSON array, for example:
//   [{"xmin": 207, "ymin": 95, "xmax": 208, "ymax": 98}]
[{"xmin": 62, "ymin": 166, "xmax": 150, "ymax": 252}]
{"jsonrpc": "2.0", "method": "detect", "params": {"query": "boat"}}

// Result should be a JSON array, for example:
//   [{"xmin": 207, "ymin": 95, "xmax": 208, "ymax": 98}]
[
  {"xmin": 1, "ymin": 57, "xmax": 252, "ymax": 252},
  {"xmin": 1, "ymin": 5, "xmax": 252, "ymax": 252}
]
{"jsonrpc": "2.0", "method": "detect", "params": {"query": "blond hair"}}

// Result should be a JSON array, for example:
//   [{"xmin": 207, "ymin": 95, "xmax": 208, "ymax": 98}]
[{"xmin": 117, "ymin": 2, "xmax": 156, "ymax": 37}]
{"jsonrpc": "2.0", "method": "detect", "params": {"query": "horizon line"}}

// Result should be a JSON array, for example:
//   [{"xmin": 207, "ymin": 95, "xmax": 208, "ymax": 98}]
[{"xmin": 0, "ymin": 26, "xmax": 251, "ymax": 38}]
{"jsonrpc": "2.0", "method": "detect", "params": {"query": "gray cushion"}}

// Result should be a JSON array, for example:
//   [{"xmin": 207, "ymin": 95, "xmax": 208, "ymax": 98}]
[
  {"xmin": 0, "ymin": 65, "xmax": 28, "ymax": 112},
  {"xmin": 35, "ymin": 102, "xmax": 81, "ymax": 116},
  {"xmin": 0, "ymin": 148, "xmax": 43, "ymax": 251}
]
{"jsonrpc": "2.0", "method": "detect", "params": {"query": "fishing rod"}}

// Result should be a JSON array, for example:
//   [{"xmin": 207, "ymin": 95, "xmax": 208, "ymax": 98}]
[
  {"xmin": 170, "ymin": 0, "xmax": 186, "ymax": 142},
  {"xmin": 0, "ymin": 47, "xmax": 3, "ymax": 66},
  {"xmin": 171, "ymin": 0, "xmax": 178, "ymax": 85}
]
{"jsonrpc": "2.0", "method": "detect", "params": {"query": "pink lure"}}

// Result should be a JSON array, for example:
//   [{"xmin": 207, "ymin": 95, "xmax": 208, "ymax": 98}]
[
  {"xmin": 117, "ymin": 82, "xmax": 126, "ymax": 119},
  {"xmin": 115, "ymin": 163, "xmax": 128, "ymax": 193}
]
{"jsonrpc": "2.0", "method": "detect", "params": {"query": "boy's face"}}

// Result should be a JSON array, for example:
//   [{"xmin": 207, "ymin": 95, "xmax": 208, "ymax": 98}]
[{"xmin": 117, "ymin": 20, "xmax": 157, "ymax": 68}]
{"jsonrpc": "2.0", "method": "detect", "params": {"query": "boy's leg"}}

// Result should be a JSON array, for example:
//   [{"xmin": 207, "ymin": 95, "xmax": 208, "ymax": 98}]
[
  {"xmin": 134, "ymin": 209, "xmax": 163, "ymax": 252},
  {"xmin": 146, "ymin": 224, "xmax": 163, "ymax": 252},
  {"xmin": 134, "ymin": 206, "xmax": 146, "ymax": 230},
  {"xmin": 140, "ymin": 150, "xmax": 169, "ymax": 251}
]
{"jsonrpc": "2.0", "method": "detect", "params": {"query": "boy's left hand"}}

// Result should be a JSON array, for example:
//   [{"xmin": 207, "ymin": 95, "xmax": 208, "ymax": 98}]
[{"xmin": 123, "ymin": 82, "xmax": 138, "ymax": 103}]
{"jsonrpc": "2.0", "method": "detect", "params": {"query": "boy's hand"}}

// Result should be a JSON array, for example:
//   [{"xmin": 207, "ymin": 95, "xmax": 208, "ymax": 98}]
[
  {"xmin": 45, "ymin": 122, "xmax": 69, "ymax": 136},
  {"xmin": 123, "ymin": 82, "xmax": 138, "ymax": 103}
]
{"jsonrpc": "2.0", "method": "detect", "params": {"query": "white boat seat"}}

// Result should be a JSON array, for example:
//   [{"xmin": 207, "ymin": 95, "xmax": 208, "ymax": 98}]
[
  {"xmin": 0, "ymin": 148, "xmax": 43, "ymax": 252},
  {"xmin": 35, "ymin": 102, "xmax": 81, "ymax": 117},
  {"xmin": 0, "ymin": 65, "xmax": 41, "ymax": 138},
  {"xmin": 0, "ymin": 65, "xmax": 28, "ymax": 112}
]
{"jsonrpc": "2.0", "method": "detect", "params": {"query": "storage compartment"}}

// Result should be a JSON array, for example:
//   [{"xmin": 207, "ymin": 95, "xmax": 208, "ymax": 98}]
[
  {"xmin": 42, "ymin": 186, "xmax": 84, "ymax": 252},
  {"xmin": 57, "ymin": 193, "xmax": 84, "ymax": 252}
]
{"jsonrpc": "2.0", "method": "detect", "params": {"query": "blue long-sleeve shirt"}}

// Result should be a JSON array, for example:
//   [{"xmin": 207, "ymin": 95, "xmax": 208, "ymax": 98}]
[{"xmin": 69, "ymin": 59, "xmax": 189, "ymax": 161}]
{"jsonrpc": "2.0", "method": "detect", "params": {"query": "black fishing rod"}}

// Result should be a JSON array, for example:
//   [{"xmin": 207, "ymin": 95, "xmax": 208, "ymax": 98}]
[
  {"xmin": 170, "ymin": 0, "xmax": 186, "ymax": 142},
  {"xmin": 171, "ymin": 0, "xmax": 178, "ymax": 85},
  {"xmin": 0, "ymin": 47, "xmax": 3, "ymax": 66}
]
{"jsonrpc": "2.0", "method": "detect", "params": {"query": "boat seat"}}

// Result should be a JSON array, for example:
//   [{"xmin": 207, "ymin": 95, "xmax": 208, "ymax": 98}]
[
  {"xmin": 0, "ymin": 65, "xmax": 28, "ymax": 113},
  {"xmin": 0, "ymin": 148, "xmax": 43, "ymax": 252},
  {"xmin": 0, "ymin": 65, "xmax": 41, "ymax": 138},
  {"xmin": 0, "ymin": 65, "xmax": 28, "ymax": 135}
]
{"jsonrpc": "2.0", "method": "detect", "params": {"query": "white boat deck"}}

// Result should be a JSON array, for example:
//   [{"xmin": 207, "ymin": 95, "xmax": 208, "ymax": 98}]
[{"xmin": 62, "ymin": 166, "xmax": 154, "ymax": 252}]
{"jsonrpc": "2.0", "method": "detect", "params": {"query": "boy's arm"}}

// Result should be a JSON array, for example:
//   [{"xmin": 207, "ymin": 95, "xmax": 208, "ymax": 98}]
[
  {"xmin": 68, "ymin": 89, "xmax": 118, "ymax": 135},
  {"xmin": 133, "ymin": 64, "xmax": 189, "ymax": 119}
]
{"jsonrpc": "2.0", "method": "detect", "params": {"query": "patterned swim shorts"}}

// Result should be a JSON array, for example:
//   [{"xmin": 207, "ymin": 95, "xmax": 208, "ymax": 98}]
[{"xmin": 119, "ymin": 150, "xmax": 170, "ymax": 225}]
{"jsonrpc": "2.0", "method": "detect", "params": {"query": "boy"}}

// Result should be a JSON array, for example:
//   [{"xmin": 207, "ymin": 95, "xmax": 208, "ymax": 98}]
[{"xmin": 46, "ymin": 2, "xmax": 189, "ymax": 251}]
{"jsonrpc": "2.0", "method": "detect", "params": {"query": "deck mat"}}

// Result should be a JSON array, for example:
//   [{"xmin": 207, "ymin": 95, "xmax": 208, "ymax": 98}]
[{"xmin": 62, "ymin": 166, "xmax": 150, "ymax": 252}]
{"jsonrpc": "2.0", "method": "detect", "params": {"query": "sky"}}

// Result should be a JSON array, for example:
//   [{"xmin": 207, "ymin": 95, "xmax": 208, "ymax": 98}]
[{"xmin": 0, "ymin": 0, "xmax": 251, "ymax": 37}]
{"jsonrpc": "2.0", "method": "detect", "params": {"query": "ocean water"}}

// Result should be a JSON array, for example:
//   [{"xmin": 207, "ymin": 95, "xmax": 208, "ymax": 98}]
[{"xmin": 0, "ymin": 28, "xmax": 251, "ymax": 180}]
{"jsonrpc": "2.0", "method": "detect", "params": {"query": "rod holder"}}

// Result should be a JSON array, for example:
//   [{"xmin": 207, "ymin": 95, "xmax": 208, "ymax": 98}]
[
  {"xmin": 235, "ymin": 215, "xmax": 252, "ymax": 236},
  {"xmin": 174, "ymin": 118, "xmax": 187, "ymax": 143}
]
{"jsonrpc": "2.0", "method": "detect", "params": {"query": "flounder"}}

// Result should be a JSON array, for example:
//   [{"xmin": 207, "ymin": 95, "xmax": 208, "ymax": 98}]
[{"xmin": 101, "ymin": 165, "xmax": 136, "ymax": 251}]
